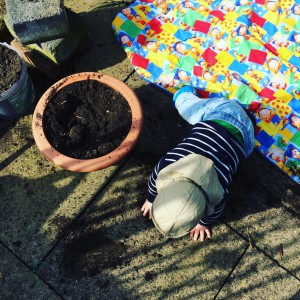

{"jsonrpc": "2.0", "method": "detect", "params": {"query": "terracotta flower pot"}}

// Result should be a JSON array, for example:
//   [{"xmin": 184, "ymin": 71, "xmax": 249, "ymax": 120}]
[{"xmin": 32, "ymin": 72, "xmax": 143, "ymax": 172}]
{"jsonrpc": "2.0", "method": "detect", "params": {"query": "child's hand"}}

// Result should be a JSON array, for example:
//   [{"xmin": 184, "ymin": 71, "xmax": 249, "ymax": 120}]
[
  {"xmin": 141, "ymin": 199, "xmax": 153, "ymax": 219},
  {"xmin": 190, "ymin": 224, "xmax": 212, "ymax": 242}
]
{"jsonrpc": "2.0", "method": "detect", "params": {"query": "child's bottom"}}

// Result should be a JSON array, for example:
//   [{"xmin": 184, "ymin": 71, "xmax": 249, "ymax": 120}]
[{"xmin": 173, "ymin": 87, "xmax": 255, "ymax": 157}]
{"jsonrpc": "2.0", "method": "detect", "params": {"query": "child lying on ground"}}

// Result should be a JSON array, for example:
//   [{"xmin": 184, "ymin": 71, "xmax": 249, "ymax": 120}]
[{"xmin": 141, "ymin": 86, "xmax": 255, "ymax": 241}]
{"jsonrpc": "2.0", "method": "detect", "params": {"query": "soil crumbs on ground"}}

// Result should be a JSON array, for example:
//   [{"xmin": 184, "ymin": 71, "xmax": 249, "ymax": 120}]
[
  {"xmin": 0, "ymin": 44, "xmax": 22, "ymax": 93},
  {"xmin": 62, "ymin": 224, "xmax": 126, "ymax": 279},
  {"xmin": 43, "ymin": 80, "xmax": 132, "ymax": 159}
]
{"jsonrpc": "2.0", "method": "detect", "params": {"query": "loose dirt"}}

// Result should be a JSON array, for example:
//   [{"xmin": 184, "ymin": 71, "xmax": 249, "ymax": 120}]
[
  {"xmin": 43, "ymin": 80, "xmax": 132, "ymax": 159},
  {"xmin": 0, "ymin": 44, "xmax": 22, "ymax": 93},
  {"xmin": 63, "ymin": 224, "xmax": 126, "ymax": 279}
]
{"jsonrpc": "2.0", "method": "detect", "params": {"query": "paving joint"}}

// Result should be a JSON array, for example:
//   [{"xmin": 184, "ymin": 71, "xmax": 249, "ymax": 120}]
[
  {"xmin": 213, "ymin": 243, "xmax": 250, "ymax": 299},
  {"xmin": 32, "ymin": 266, "xmax": 65, "ymax": 299},
  {"xmin": 39, "ymin": 156, "xmax": 130, "ymax": 265},
  {"xmin": 0, "ymin": 240, "xmax": 63, "ymax": 298},
  {"xmin": 223, "ymin": 221, "xmax": 300, "ymax": 282},
  {"xmin": 123, "ymin": 69, "xmax": 136, "ymax": 84}
]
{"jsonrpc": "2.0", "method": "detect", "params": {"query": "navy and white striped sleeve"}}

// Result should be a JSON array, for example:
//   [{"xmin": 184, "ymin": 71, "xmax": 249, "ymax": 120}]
[
  {"xmin": 146, "ymin": 154, "xmax": 179, "ymax": 203},
  {"xmin": 198, "ymin": 195, "xmax": 228, "ymax": 226},
  {"xmin": 147, "ymin": 161, "xmax": 161, "ymax": 203}
]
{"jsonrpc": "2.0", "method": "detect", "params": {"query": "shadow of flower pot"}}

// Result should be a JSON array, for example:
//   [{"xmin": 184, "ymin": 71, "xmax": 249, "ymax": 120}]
[{"xmin": 32, "ymin": 72, "xmax": 143, "ymax": 172}]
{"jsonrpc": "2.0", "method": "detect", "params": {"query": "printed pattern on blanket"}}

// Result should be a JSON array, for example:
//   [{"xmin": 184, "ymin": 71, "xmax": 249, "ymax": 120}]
[{"xmin": 112, "ymin": 0, "xmax": 300, "ymax": 183}]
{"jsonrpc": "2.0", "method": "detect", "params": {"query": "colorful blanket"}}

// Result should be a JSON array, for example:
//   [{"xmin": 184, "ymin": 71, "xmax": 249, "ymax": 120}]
[{"xmin": 112, "ymin": 0, "xmax": 300, "ymax": 183}]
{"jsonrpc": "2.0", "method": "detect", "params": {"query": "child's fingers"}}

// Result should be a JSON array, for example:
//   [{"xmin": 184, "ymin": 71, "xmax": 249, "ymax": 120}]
[
  {"xmin": 200, "ymin": 230, "xmax": 205, "ymax": 241},
  {"xmin": 193, "ymin": 230, "xmax": 200, "ymax": 241},
  {"xmin": 205, "ymin": 229, "xmax": 212, "ymax": 239},
  {"xmin": 190, "ymin": 228, "xmax": 195, "ymax": 237},
  {"xmin": 141, "ymin": 199, "xmax": 148, "ymax": 211},
  {"xmin": 142, "ymin": 207, "xmax": 149, "ymax": 216}
]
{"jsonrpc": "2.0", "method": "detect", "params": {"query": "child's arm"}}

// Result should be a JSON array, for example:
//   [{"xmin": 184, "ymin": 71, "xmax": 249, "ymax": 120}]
[
  {"xmin": 147, "ymin": 162, "xmax": 160, "ymax": 203},
  {"xmin": 142, "ymin": 160, "xmax": 161, "ymax": 219},
  {"xmin": 198, "ymin": 196, "xmax": 227, "ymax": 226},
  {"xmin": 142, "ymin": 152, "xmax": 172, "ymax": 219}
]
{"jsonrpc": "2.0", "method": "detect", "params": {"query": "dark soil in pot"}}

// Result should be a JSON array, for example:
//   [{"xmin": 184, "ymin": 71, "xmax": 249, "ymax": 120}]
[
  {"xmin": 0, "ymin": 44, "xmax": 22, "ymax": 93},
  {"xmin": 43, "ymin": 80, "xmax": 132, "ymax": 159}
]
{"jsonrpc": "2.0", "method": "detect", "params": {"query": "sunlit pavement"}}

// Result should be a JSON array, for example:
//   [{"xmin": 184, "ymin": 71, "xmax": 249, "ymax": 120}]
[{"xmin": 0, "ymin": 1, "xmax": 299, "ymax": 299}]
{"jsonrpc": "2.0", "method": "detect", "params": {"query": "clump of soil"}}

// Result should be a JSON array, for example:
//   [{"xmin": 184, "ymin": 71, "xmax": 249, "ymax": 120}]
[
  {"xmin": 0, "ymin": 44, "xmax": 22, "ymax": 93},
  {"xmin": 43, "ymin": 79, "xmax": 132, "ymax": 159},
  {"xmin": 62, "ymin": 225, "xmax": 126, "ymax": 279}
]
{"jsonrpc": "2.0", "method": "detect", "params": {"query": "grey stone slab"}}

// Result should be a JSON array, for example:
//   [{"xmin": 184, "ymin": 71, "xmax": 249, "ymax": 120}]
[
  {"xmin": 217, "ymin": 247, "xmax": 300, "ymax": 300},
  {"xmin": 62, "ymin": 1, "xmax": 133, "ymax": 81},
  {"xmin": 0, "ymin": 243, "xmax": 60, "ymax": 299},
  {"xmin": 7, "ymin": 8, "xmax": 89, "ymax": 66},
  {"xmin": 5, "ymin": 0, "xmax": 69, "ymax": 44},
  {"xmin": 38, "ymin": 8, "xmax": 88, "ymax": 65},
  {"xmin": 0, "ymin": 141, "xmax": 120, "ymax": 267},
  {"xmin": 40, "ymin": 158, "xmax": 248, "ymax": 300}
]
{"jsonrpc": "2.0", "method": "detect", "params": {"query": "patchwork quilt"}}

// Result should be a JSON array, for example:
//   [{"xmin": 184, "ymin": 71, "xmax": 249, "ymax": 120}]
[{"xmin": 112, "ymin": 0, "xmax": 300, "ymax": 183}]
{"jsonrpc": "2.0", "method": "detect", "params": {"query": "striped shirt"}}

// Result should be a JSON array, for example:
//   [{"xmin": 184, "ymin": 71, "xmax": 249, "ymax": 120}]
[{"xmin": 147, "ymin": 120, "xmax": 246, "ymax": 226}]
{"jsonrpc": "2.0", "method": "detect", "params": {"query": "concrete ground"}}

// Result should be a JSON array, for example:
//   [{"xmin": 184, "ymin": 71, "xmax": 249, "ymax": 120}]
[{"xmin": 1, "ymin": 1, "xmax": 300, "ymax": 299}]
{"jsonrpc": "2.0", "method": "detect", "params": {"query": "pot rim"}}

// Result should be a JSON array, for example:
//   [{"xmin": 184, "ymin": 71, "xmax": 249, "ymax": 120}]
[{"xmin": 32, "ymin": 72, "xmax": 143, "ymax": 172}]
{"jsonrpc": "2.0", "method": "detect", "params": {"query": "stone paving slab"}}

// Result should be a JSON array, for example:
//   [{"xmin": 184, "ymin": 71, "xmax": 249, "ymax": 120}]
[
  {"xmin": 0, "ymin": 0, "xmax": 6, "ymax": 36},
  {"xmin": 226, "ymin": 152, "xmax": 300, "ymax": 219},
  {"xmin": 0, "ymin": 116, "xmax": 33, "ymax": 166},
  {"xmin": 5, "ymin": 0, "xmax": 69, "ymax": 44},
  {"xmin": 126, "ymin": 73, "xmax": 190, "ymax": 164},
  {"xmin": 1, "ymin": 0, "xmax": 300, "ymax": 298},
  {"xmin": 65, "ymin": 0, "xmax": 117, "ymax": 13},
  {"xmin": 62, "ymin": 1, "xmax": 134, "ymax": 81},
  {"xmin": 0, "ymin": 243, "xmax": 60, "ymax": 299},
  {"xmin": 217, "ymin": 246, "xmax": 300, "ymax": 299},
  {"xmin": 221, "ymin": 153, "xmax": 300, "ymax": 279},
  {"xmin": 39, "ymin": 158, "xmax": 248, "ymax": 299},
  {"xmin": 225, "ymin": 206, "xmax": 300, "ymax": 279},
  {"xmin": 0, "ymin": 138, "xmax": 122, "ymax": 267}
]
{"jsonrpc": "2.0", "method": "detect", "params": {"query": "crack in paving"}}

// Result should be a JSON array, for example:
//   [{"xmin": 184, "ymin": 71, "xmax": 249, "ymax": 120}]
[{"xmin": 222, "ymin": 221, "xmax": 300, "ymax": 282}]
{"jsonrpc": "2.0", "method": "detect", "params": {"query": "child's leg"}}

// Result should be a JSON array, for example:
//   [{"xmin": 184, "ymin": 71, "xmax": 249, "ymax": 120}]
[
  {"xmin": 173, "ymin": 86, "xmax": 225, "ymax": 125},
  {"xmin": 173, "ymin": 86, "xmax": 255, "ymax": 156},
  {"xmin": 173, "ymin": 86, "xmax": 197, "ymax": 102}
]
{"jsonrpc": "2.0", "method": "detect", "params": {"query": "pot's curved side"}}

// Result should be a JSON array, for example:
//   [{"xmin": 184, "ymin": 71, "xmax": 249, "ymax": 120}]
[{"xmin": 32, "ymin": 72, "xmax": 143, "ymax": 172}]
